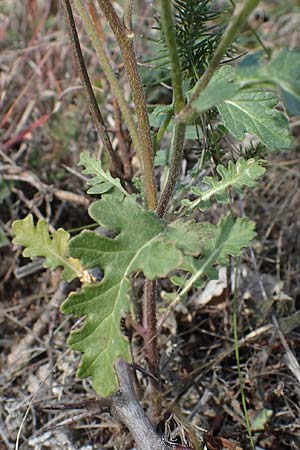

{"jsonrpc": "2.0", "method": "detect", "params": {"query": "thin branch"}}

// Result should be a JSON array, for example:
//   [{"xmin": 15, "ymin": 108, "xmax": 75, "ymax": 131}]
[
  {"xmin": 88, "ymin": 1, "xmax": 105, "ymax": 43},
  {"xmin": 60, "ymin": 0, "xmax": 122, "ymax": 176},
  {"xmin": 97, "ymin": 0, "xmax": 157, "ymax": 211},
  {"xmin": 178, "ymin": 0, "xmax": 261, "ymax": 123},
  {"xmin": 72, "ymin": 0, "xmax": 142, "ymax": 165}
]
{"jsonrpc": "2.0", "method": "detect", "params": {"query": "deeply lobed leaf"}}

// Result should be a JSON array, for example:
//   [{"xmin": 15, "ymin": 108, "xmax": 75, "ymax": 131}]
[
  {"xmin": 183, "ymin": 158, "xmax": 266, "ymax": 211},
  {"xmin": 61, "ymin": 195, "xmax": 203, "ymax": 396},
  {"xmin": 178, "ymin": 215, "xmax": 256, "ymax": 298},
  {"xmin": 12, "ymin": 215, "xmax": 80, "ymax": 282},
  {"xmin": 79, "ymin": 152, "xmax": 128, "ymax": 198},
  {"xmin": 201, "ymin": 215, "xmax": 256, "ymax": 265}
]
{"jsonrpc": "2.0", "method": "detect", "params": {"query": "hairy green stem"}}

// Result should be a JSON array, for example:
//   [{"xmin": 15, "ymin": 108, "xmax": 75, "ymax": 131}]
[
  {"xmin": 178, "ymin": 0, "xmax": 261, "ymax": 123},
  {"xmin": 61, "ymin": 0, "xmax": 122, "ymax": 175},
  {"xmin": 73, "ymin": 0, "xmax": 142, "ymax": 165},
  {"xmin": 97, "ymin": 0, "xmax": 157, "ymax": 211},
  {"xmin": 157, "ymin": 0, "xmax": 186, "ymax": 217},
  {"xmin": 143, "ymin": 278, "xmax": 161, "ymax": 420}
]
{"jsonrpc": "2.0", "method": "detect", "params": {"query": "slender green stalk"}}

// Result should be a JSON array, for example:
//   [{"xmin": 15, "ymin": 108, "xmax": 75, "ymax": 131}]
[
  {"xmin": 61, "ymin": 0, "xmax": 122, "ymax": 176},
  {"xmin": 233, "ymin": 258, "xmax": 255, "ymax": 450},
  {"xmin": 178, "ymin": 0, "xmax": 261, "ymax": 123},
  {"xmin": 97, "ymin": 0, "xmax": 157, "ymax": 211},
  {"xmin": 157, "ymin": 0, "xmax": 186, "ymax": 217},
  {"xmin": 160, "ymin": 0, "xmax": 185, "ymax": 113},
  {"xmin": 72, "ymin": 0, "xmax": 142, "ymax": 165}
]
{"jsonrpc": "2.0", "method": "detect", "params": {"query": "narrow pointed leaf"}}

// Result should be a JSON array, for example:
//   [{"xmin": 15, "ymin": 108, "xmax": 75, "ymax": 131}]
[{"xmin": 12, "ymin": 215, "xmax": 80, "ymax": 281}]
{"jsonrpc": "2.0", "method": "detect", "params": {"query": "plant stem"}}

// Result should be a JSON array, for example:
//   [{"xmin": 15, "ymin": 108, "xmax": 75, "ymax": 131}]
[
  {"xmin": 157, "ymin": 0, "xmax": 186, "ymax": 217},
  {"xmin": 157, "ymin": 122, "xmax": 186, "ymax": 217},
  {"xmin": 113, "ymin": 359, "xmax": 171, "ymax": 450},
  {"xmin": 160, "ymin": 0, "xmax": 185, "ymax": 114},
  {"xmin": 96, "ymin": 0, "xmax": 157, "ymax": 211},
  {"xmin": 61, "ymin": 0, "xmax": 122, "ymax": 176},
  {"xmin": 178, "ymin": 0, "xmax": 261, "ymax": 123},
  {"xmin": 124, "ymin": 0, "xmax": 134, "ymax": 32},
  {"xmin": 96, "ymin": 2, "xmax": 159, "ymax": 407},
  {"xmin": 73, "ymin": 0, "xmax": 143, "ymax": 166},
  {"xmin": 143, "ymin": 278, "xmax": 161, "ymax": 420}
]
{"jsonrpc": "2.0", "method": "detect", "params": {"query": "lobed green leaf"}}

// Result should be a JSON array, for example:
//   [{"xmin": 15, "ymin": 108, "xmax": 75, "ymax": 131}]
[
  {"xmin": 12, "ymin": 215, "xmax": 80, "ymax": 282},
  {"xmin": 79, "ymin": 152, "xmax": 128, "ymax": 198},
  {"xmin": 183, "ymin": 158, "xmax": 266, "ymax": 211},
  {"xmin": 178, "ymin": 216, "xmax": 256, "ymax": 299},
  {"xmin": 61, "ymin": 195, "xmax": 203, "ymax": 396},
  {"xmin": 201, "ymin": 215, "xmax": 256, "ymax": 265},
  {"xmin": 190, "ymin": 53, "xmax": 297, "ymax": 150},
  {"xmin": 218, "ymin": 90, "xmax": 293, "ymax": 150},
  {"xmin": 191, "ymin": 66, "xmax": 239, "ymax": 112}
]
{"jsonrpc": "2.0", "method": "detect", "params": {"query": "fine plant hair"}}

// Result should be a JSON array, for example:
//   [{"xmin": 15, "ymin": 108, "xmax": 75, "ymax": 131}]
[{"xmin": 12, "ymin": 1, "xmax": 300, "ymax": 449}]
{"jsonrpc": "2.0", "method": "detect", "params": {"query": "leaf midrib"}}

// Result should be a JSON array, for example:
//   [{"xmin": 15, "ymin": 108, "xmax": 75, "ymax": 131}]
[
  {"xmin": 222, "ymin": 99, "xmax": 283, "ymax": 141},
  {"xmin": 74, "ymin": 230, "xmax": 165, "ymax": 351},
  {"xmin": 188, "ymin": 162, "xmax": 250, "ymax": 209}
]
